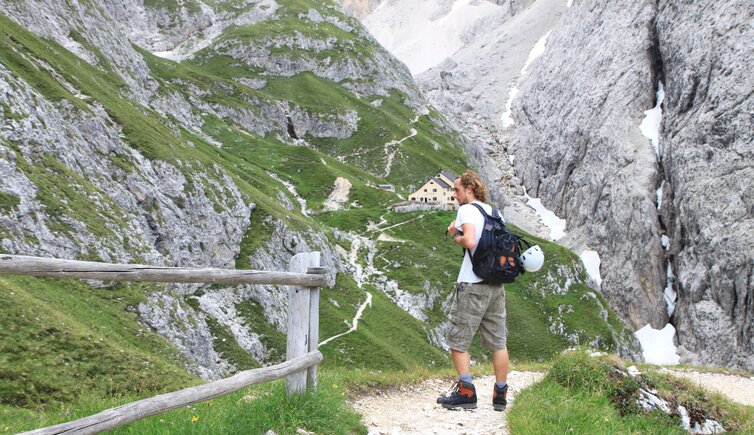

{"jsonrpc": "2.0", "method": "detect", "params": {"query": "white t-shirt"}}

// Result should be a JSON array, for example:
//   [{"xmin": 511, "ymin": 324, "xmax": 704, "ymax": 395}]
[{"xmin": 455, "ymin": 201, "xmax": 495, "ymax": 283}]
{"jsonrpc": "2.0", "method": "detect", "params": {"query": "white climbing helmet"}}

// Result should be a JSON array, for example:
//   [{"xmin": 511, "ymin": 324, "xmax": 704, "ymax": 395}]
[{"xmin": 520, "ymin": 245, "xmax": 544, "ymax": 272}]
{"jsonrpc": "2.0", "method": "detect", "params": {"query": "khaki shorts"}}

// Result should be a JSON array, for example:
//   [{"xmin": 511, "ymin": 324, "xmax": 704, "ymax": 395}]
[{"xmin": 446, "ymin": 282, "xmax": 507, "ymax": 352}]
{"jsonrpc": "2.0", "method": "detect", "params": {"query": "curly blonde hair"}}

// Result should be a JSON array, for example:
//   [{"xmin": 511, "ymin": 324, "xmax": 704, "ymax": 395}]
[{"xmin": 457, "ymin": 171, "xmax": 488, "ymax": 203}]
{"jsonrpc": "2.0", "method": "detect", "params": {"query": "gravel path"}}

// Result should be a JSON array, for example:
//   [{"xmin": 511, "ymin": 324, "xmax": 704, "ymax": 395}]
[
  {"xmin": 664, "ymin": 369, "xmax": 754, "ymax": 406},
  {"xmin": 349, "ymin": 371, "xmax": 544, "ymax": 435}
]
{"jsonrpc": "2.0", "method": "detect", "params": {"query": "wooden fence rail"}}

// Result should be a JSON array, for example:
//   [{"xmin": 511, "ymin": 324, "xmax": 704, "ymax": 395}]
[
  {"xmin": 0, "ymin": 255, "xmax": 328, "ymax": 287},
  {"xmin": 20, "ymin": 352, "xmax": 323, "ymax": 435},
  {"xmin": 1, "ymin": 252, "xmax": 328, "ymax": 434}
]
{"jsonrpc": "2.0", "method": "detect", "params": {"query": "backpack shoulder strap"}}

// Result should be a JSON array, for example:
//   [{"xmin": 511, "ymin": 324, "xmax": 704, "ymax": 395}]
[
  {"xmin": 470, "ymin": 202, "xmax": 489, "ymax": 218},
  {"xmin": 470, "ymin": 202, "xmax": 497, "ymax": 232},
  {"xmin": 470, "ymin": 203, "xmax": 503, "ymax": 219}
]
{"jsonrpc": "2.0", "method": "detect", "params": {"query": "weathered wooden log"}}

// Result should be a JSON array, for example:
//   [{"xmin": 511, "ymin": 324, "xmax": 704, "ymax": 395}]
[
  {"xmin": 286, "ymin": 252, "xmax": 312, "ymax": 395},
  {"xmin": 20, "ymin": 351, "xmax": 323, "ymax": 435},
  {"xmin": 0, "ymin": 255, "xmax": 328, "ymax": 287},
  {"xmin": 306, "ymin": 255, "xmax": 322, "ymax": 391}
]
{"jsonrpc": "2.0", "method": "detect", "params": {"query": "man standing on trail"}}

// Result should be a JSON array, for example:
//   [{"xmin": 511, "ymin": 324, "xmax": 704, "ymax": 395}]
[{"xmin": 437, "ymin": 170, "xmax": 509, "ymax": 411}]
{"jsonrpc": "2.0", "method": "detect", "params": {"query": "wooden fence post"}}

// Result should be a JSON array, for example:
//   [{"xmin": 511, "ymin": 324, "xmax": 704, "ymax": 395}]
[
  {"xmin": 286, "ymin": 252, "xmax": 312, "ymax": 396},
  {"xmin": 307, "ymin": 252, "xmax": 322, "ymax": 391}
]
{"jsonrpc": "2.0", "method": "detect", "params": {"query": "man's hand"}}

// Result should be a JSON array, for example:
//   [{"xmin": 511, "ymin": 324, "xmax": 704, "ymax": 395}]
[{"xmin": 447, "ymin": 220, "xmax": 459, "ymax": 237}]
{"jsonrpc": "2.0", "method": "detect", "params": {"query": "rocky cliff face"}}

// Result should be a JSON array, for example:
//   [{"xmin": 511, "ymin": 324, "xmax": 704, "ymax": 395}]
[
  {"xmin": 340, "ymin": 0, "xmax": 383, "ymax": 20},
  {"xmin": 511, "ymin": 0, "xmax": 667, "ymax": 330},
  {"xmin": 510, "ymin": 0, "xmax": 753, "ymax": 370},
  {"xmin": 654, "ymin": 0, "xmax": 753, "ymax": 370},
  {"xmin": 363, "ymin": 0, "xmax": 752, "ymax": 370}
]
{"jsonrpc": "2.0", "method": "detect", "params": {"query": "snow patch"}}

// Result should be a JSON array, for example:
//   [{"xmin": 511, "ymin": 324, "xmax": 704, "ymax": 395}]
[
  {"xmin": 656, "ymin": 180, "xmax": 665, "ymax": 209},
  {"xmin": 500, "ymin": 86, "xmax": 519, "ymax": 128},
  {"xmin": 579, "ymin": 250, "xmax": 602, "ymax": 287},
  {"xmin": 501, "ymin": 30, "xmax": 551, "ymax": 127},
  {"xmin": 522, "ymin": 30, "xmax": 551, "ymax": 74},
  {"xmin": 661, "ymin": 235, "xmax": 670, "ymax": 249},
  {"xmin": 635, "ymin": 323, "xmax": 681, "ymax": 365},
  {"xmin": 664, "ymin": 261, "xmax": 676, "ymax": 317},
  {"xmin": 640, "ymin": 82, "xmax": 665, "ymax": 156},
  {"xmin": 524, "ymin": 190, "xmax": 566, "ymax": 240}
]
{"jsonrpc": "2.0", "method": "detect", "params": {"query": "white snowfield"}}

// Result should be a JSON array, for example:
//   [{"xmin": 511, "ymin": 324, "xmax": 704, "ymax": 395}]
[
  {"xmin": 363, "ymin": 0, "xmax": 506, "ymax": 74},
  {"xmin": 524, "ymin": 191, "xmax": 567, "ymax": 241},
  {"xmin": 579, "ymin": 250, "xmax": 602, "ymax": 287},
  {"xmin": 635, "ymin": 323, "xmax": 681, "ymax": 365}
]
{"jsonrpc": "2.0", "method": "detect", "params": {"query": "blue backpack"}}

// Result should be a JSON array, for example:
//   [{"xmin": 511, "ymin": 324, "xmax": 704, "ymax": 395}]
[{"xmin": 468, "ymin": 203, "xmax": 528, "ymax": 284}]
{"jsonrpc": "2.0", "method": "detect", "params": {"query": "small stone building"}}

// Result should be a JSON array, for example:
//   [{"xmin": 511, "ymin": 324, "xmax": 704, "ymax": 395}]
[{"xmin": 409, "ymin": 170, "xmax": 458, "ymax": 210}]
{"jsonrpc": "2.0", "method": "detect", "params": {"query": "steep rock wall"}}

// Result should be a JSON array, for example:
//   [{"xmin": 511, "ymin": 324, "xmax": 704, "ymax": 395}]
[
  {"xmin": 656, "ymin": 0, "xmax": 753, "ymax": 370},
  {"xmin": 511, "ymin": 1, "xmax": 667, "ymax": 330},
  {"xmin": 511, "ymin": 0, "xmax": 753, "ymax": 370}
]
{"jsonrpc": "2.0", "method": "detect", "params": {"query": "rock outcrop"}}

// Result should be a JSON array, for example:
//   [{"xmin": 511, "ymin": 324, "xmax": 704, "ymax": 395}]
[
  {"xmin": 655, "ymin": 0, "xmax": 753, "ymax": 370},
  {"xmin": 511, "ymin": 1, "xmax": 667, "ymax": 330},
  {"xmin": 510, "ymin": 0, "xmax": 753, "ymax": 370},
  {"xmin": 0, "ymin": 0, "xmax": 361, "ymax": 378}
]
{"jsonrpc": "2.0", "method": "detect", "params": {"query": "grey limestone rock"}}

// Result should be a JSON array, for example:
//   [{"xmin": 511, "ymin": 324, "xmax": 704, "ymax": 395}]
[
  {"xmin": 138, "ymin": 289, "xmax": 227, "ymax": 380},
  {"xmin": 510, "ymin": 0, "xmax": 668, "ymax": 332},
  {"xmin": 655, "ymin": 0, "xmax": 754, "ymax": 371},
  {"xmin": 510, "ymin": 0, "xmax": 753, "ymax": 369},
  {"xmin": 1, "ymin": 0, "xmax": 155, "ymax": 104}
]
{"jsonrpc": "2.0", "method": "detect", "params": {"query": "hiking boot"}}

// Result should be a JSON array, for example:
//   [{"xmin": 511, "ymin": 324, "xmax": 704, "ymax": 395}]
[
  {"xmin": 436, "ymin": 380, "xmax": 477, "ymax": 409},
  {"xmin": 493, "ymin": 383, "xmax": 508, "ymax": 411}
]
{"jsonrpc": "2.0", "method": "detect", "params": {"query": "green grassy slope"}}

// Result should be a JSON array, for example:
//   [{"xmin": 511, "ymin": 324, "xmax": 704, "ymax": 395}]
[
  {"xmin": 0, "ymin": 275, "xmax": 199, "ymax": 432},
  {"xmin": 318, "ymin": 207, "xmax": 633, "ymax": 363}
]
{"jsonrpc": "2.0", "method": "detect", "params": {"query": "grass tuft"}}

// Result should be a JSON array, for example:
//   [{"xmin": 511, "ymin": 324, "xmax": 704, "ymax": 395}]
[{"xmin": 509, "ymin": 350, "xmax": 754, "ymax": 434}]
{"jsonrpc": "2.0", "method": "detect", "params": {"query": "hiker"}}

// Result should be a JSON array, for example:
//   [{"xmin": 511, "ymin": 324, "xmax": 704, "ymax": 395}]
[{"xmin": 438, "ymin": 170, "xmax": 509, "ymax": 411}]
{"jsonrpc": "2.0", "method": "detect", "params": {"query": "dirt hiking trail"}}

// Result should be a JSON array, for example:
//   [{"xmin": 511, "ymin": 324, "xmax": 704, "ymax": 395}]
[
  {"xmin": 349, "ymin": 369, "xmax": 754, "ymax": 434},
  {"xmin": 349, "ymin": 371, "xmax": 544, "ymax": 435}
]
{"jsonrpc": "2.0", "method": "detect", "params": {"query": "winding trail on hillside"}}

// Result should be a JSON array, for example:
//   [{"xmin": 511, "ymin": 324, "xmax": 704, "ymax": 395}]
[
  {"xmin": 383, "ymin": 128, "xmax": 417, "ymax": 177},
  {"xmin": 267, "ymin": 171, "xmax": 309, "ymax": 215},
  {"xmin": 350, "ymin": 372, "xmax": 545, "ymax": 435},
  {"xmin": 319, "ymin": 292, "xmax": 373, "ymax": 346}
]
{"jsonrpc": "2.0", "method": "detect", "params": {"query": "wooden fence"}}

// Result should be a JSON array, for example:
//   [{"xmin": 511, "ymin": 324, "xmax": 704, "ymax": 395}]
[{"xmin": 0, "ymin": 252, "xmax": 328, "ymax": 435}]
